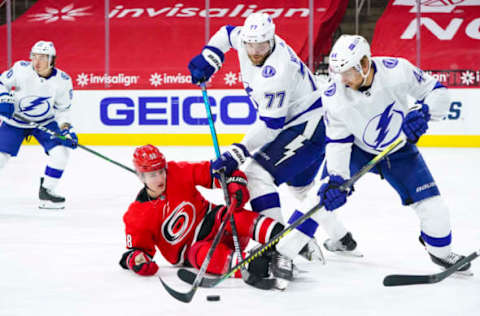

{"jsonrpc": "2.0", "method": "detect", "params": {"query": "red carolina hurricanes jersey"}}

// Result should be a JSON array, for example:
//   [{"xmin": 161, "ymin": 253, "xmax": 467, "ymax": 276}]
[{"xmin": 123, "ymin": 160, "xmax": 216, "ymax": 265}]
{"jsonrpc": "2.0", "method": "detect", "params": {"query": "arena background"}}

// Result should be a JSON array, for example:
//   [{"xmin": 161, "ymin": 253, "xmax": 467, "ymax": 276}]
[{"xmin": 1, "ymin": 0, "xmax": 479, "ymax": 147}]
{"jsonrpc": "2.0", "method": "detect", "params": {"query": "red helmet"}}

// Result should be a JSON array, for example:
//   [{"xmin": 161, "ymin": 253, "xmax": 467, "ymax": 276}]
[{"xmin": 133, "ymin": 144, "xmax": 166, "ymax": 172}]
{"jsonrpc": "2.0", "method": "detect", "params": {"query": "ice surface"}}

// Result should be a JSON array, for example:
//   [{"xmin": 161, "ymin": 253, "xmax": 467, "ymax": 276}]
[{"xmin": 1, "ymin": 146, "xmax": 479, "ymax": 316}]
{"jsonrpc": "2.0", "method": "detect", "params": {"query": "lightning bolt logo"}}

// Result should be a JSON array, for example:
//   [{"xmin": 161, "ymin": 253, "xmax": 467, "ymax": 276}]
[
  {"xmin": 374, "ymin": 102, "xmax": 395, "ymax": 149},
  {"xmin": 22, "ymin": 97, "xmax": 50, "ymax": 112},
  {"xmin": 275, "ymin": 135, "xmax": 305, "ymax": 166}
]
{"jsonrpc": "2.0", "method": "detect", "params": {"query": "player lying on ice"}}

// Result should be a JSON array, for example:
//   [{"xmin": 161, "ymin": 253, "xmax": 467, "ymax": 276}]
[
  {"xmin": 276, "ymin": 34, "xmax": 471, "ymax": 274},
  {"xmin": 119, "ymin": 145, "xmax": 296, "ymax": 288}
]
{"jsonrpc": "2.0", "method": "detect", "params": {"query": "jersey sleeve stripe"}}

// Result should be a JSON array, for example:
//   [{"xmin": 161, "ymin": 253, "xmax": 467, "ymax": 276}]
[
  {"xmin": 225, "ymin": 25, "xmax": 236, "ymax": 49},
  {"xmin": 325, "ymin": 135, "xmax": 354, "ymax": 144},
  {"xmin": 432, "ymin": 81, "xmax": 446, "ymax": 91},
  {"xmin": 259, "ymin": 115, "xmax": 286, "ymax": 130},
  {"xmin": 307, "ymin": 72, "xmax": 318, "ymax": 91}
]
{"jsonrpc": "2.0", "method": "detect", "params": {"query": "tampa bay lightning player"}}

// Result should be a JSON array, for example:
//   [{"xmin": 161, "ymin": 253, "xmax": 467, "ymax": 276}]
[
  {"xmin": 282, "ymin": 34, "xmax": 470, "ymax": 272},
  {"xmin": 0, "ymin": 41, "xmax": 78, "ymax": 210},
  {"xmin": 188, "ymin": 12, "xmax": 361, "ymax": 280}
]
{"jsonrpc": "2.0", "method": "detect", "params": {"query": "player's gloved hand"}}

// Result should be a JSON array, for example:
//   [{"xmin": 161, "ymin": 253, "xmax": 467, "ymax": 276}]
[
  {"xmin": 188, "ymin": 46, "xmax": 224, "ymax": 84},
  {"xmin": 0, "ymin": 92, "xmax": 15, "ymax": 119},
  {"xmin": 226, "ymin": 170, "xmax": 250, "ymax": 210},
  {"xmin": 120, "ymin": 249, "xmax": 159, "ymax": 276},
  {"xmin": 211, "ymin": 143, "xmax": 250, "ymax": 177},
  {"xmin": 317, "ymin": 175, "xmax": 349, "ymax": 211},
  {"xmin": 56, "ymin": 124, "xmax": 78, "ymax": 149},
  {"xmin": 402, "ymin": 103, "xmax": 431, "ymax": 143}
]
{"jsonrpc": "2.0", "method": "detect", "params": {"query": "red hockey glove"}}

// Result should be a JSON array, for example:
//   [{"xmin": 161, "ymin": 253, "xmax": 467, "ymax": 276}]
[
  {"xmin": 226, "ymin": 170, "xmax": 250, "ymax": 210},
  {"xmin": 122, "ymin": 249, "xmax": 159, "ymax": 276}
]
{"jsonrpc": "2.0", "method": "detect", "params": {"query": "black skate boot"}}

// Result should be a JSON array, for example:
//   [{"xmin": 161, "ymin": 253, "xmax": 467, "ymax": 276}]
[
  {"xmin": 39, "ymin": 177, "xmax": 65, "ymax": 210},
  {"xmin": 323, "ymin": 232, "xmax": 363, "ymax": 257},
  {"xmin": 419, "ymin": 236, "xmax": 471, "ymax": 272},
  {"xmin": 270, "ymin": 250, "xmax": 294, "ymax": 290}
]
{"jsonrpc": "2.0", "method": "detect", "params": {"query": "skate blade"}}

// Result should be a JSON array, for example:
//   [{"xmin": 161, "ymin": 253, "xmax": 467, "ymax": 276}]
[{"xmin": 39, "ymin": 201, "xmax": 65, "ymax": 210}]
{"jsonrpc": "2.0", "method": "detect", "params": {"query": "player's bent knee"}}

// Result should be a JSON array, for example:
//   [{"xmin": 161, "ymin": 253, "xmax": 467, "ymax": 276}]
[{"xmin": 48, "ymin": 146, "xmax": 70, "ymax": 168}]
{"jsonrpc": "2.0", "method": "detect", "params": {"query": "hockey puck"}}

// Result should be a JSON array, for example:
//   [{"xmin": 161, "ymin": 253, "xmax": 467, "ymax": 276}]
[{"xmin": 206, "ymin": 295, "xmax": 220, "ymax": 302}]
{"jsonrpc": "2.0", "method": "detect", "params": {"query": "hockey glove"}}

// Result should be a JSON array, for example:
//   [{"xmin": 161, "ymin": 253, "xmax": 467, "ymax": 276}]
[
  {"xmin": 402, "ymin": 103, "xmax": 431, "ymax": 143},
  {"xmin": 188, "ymin": 46, "xmax": 224, "ymax": 84},
  {"xmin": 211, "ymin": 143, "xmax": 250, "ymax": 177},
  {"xmin": 318, "ymin": 175, "xmax": 349, "ymax": 211},
  {"xmin": 56, "ymin": 124, "xmax": 78, "ymax": 149},
  {"xmin": 226, "ymin": 170, "xmax": 250, "ymax": 210},
  {"xmin": 120, "ymin": 249, "xmax": 159, "ymax": 276},
  {"xmin": 0, "ymin": 92, "xmax": 15, "ymax": 119}
]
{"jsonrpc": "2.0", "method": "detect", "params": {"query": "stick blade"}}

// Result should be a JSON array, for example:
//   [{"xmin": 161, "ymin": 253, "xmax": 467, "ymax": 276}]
[
  {"xmin": 177, "ymin": 269, "xmax": 219, "ymax": 288},
  {"xmin": 383, "ymin": 274, "xmax": 433, "ymax": 286},
  {"xmin": 159, "ymin": 276, "xmax": 196, "ymax": 303}
]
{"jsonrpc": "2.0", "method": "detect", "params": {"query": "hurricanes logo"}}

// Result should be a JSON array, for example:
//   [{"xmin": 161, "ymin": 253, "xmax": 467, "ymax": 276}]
[{"xmin": 161, "ymin": 202, "xmax": 196, "ymax": 245}]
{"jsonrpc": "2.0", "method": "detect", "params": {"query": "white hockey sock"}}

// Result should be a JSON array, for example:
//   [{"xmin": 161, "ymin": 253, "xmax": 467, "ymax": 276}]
[
  {"xmin": 412, "ymin": 196, "xmax": 452, "ymax": 258},
  {"xmin": 43, "ymin": 146, "xmax": 69, "ymax": 191},
  {"xmin": 245, "ymin": 160, "xmax": 285, "ymax": 223}
]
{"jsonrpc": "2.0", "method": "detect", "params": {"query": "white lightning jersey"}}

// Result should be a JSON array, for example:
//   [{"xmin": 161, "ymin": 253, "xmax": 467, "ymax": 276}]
[
  {"xmin": 0, "ymin": 60, "xmax": 73, "ymax": 128},
  {"xmin": 208, "ymin": 25, "xmax": 322, "ymax": 153},
  {"xmin": 322, "ymin": 57, "xmax": 450, "ymax": 179}
]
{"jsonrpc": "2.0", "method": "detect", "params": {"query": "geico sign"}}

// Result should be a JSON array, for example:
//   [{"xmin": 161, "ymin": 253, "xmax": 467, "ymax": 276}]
[
  {"xmin": 402, "ymin": 17, "xmax": 480, "ymax": 40},
  {"xmin": 100, "ymin": 95, "xmax": 256, "ymax": 126}
]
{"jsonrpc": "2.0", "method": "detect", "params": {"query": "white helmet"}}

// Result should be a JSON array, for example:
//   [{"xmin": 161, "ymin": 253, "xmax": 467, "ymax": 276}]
[
  {"xmin": 30, "ymin": 41, "xmax": 56, "ymax": 67},
  {"xmin": 329, "ymin": 35, "xmax": 371, "ymax": 78},
  {"xmin": 240, "ymin": 12, "xmax": 275, "ymax": 44}
]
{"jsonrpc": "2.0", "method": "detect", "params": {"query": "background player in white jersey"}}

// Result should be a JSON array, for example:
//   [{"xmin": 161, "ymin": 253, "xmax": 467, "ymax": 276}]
[
  {"xmin": 296, "ymin": 34, "xmax": 470, "ymax": 272},
  {"xmin": 188, "ymin": 12, "xmax": 359, "ymax": 270},
  {"xmin": 0, "ymin": 41, "xmax": 78, "ymax": 210}
]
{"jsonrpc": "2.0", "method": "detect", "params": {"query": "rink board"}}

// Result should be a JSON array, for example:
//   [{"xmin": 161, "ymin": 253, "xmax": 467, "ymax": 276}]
[{"xmin": 22, "ymin": 88, "xmax": 480, "ymax": 147}]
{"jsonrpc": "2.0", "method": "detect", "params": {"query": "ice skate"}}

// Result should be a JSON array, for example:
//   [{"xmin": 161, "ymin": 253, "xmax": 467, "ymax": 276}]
[
  {"xmin": 39, "ymin": 177, "xmax": 65, "ymax": 210},
  {"xmin": 323, "ymin": 232, "xmax": 363, "ymax": 257},
  {"xmin": 299, "ymin": 238, "xmax": 326, "ymax": 264},
  {"xmin": 419, "ymin": 236, "xmax": 472, "ymax": 276},
  {"xmin": 270, "ymin": 250, "xmax": 295, "ymax": 290}
]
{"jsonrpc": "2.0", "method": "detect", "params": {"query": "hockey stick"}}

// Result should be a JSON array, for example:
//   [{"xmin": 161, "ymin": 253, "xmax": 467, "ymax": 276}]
[
  {"xmin": 177, "ymin": 137, "xmax": 406, "ymax": 288},
  {"xmin": 158, "ymin": 83, "xmax": 248, "ymax": 303},
  {"xmin": 12, "ymin": 114, "xmax": 136, "ymax": 174},
  {"xmin": 383, "ymin": 249, "xmax": 479, "ymax": 286},
  {"xmin": 198, "ymin": 82, "xmax": 249, "ymax": 280}
]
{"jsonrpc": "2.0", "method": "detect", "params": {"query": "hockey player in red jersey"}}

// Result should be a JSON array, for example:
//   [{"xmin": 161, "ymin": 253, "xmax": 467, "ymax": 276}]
[{"xmin": 119, "ymin": 144, "xmax": 292, "ymax": 284}]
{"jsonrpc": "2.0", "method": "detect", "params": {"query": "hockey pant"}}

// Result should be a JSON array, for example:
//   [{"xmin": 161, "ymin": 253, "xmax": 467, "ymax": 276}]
[
  {"xmin": 187, "ymin": 205, "xmax": 283, "ymax": 277},
  {"xmin": 0, "ymin": 121, "xmax": 70, "ymax": 191}
]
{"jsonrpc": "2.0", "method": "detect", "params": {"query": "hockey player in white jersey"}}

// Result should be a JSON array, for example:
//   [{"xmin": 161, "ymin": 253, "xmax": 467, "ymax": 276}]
[
  {"xmin": 188, "ymin": 13, "xmax": 359, "ymax": 280},
  {"xmin": 0, "ymin": 41, "xmax": 78, "ymax": 210},
  {"xmin": 290, "ymin": 34, "xmax": 470, "ymax": 272}
]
